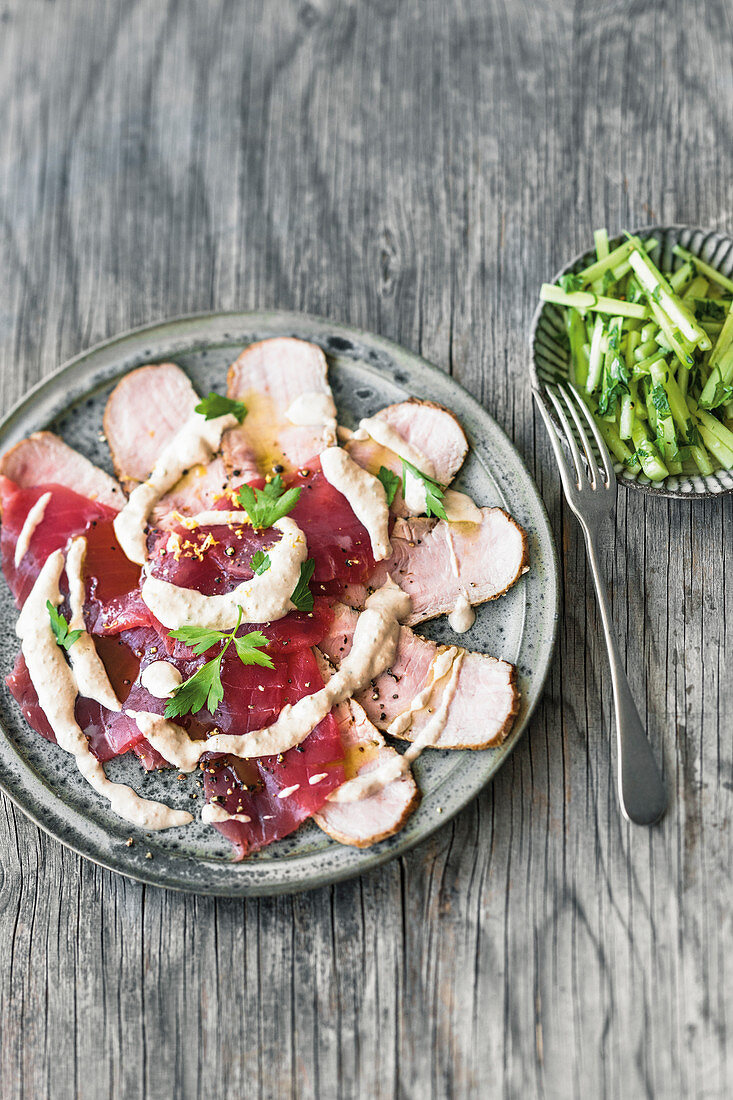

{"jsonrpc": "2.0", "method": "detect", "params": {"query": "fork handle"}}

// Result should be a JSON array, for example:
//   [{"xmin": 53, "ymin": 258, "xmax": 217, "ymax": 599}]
[{"xmin": 582, "ymin": 527, "xmax": 667, "ymax": 825}]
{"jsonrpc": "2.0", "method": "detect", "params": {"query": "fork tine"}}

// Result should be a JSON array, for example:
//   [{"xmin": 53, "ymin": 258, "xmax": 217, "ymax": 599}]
[
  {"xmin": 543, "ymin": 385, "xmax": 587, "ymax": 488},
  {"xmin": 555, "ymin": 385, "xmax": 599, "ymax": 489},
  {"xmin": 531, "ymin": 388, "xmax": 578, "ymax": 498},
  {"xmin": 564, "ymin": 381, "xmax": 616, "ymax": 487}
]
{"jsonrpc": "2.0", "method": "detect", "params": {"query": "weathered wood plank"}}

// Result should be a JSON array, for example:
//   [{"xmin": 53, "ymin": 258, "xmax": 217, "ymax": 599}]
[{"xmin": 0, "ymin": 0, "xmax": 731, "ymax": 1096}]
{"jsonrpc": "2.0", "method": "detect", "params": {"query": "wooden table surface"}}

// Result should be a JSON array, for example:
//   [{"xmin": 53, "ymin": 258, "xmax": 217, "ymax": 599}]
[{"xmin": 1, "ymin": 2, "xmax": 731, "ymax": 1097}]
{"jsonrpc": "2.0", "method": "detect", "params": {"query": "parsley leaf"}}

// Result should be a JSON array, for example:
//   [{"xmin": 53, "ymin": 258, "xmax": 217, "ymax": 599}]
[
  {"xmin": 167, "ymin": 624, "xmax": 224, "ymax": 656},
  {"xmin": 194, "ymin": 392, "xmax": 247, "ymax": 422},
  {"xmin": 164, "ymin": 608, "xmax": 274, "ymax": 718},
  {"xmin": 233, "ymin": 630, "xmax": 275, "ymax": 667},
  {"xmin": 165, "ymin": 656, "xmax": 225, "ymax": 719},
  {"xmin": 400, "ymin": 458, "xmax": 448, "ymax": 520},
  {"xmin": 290, "ymin": 559, "xmax": 316, "ymax": 613},
  {"xmin": 250, "ymin": 550, "xmax": 271, "ymax": 575},
  {"xmin": 237, "ymin": 477, "xmax": 302, "ymax": 529},
  {"xmin": 47, "ymin": 600, "xmax": 83, "ymax": 652},
  {"xmin": 377, "ymin": 466, "xmax": 401, "ymax": 506}
]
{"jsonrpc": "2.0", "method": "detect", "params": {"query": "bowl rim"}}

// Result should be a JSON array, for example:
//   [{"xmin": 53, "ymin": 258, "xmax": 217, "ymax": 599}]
[{"xmin": 528, "ymin": 223, "xmax": 733, "ymax": 500}]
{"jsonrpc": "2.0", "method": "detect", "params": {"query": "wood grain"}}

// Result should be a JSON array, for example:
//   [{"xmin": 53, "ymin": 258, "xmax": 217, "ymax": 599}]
[{"xmin": 0, "ymin": 0, "xmax": 731, "ymax": 1096}]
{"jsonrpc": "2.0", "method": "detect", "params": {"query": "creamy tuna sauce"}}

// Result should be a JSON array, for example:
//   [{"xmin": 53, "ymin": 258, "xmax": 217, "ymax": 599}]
[
  {"xmin": 320, "ymin": 446, "xmax": 391, "ymax": 560},
  {"xmin": 354, "ymin": 417, "xmax": 481, "ymax": 523},
  {"xmin": 443, "ymin": 526, "xmax": 476, "ymax": 634},
  {"xmin": 449, "ymin": 594, "xmax": 475, "ymax": 633},
  {"xmin": 17, "ymin": 551, "xmax": 191, "ymax": 829},
  {"xmin": 114, "ymin": 410, "xmax": 238, "ymax": 564},
  {"xmin": 127, "ymin": 710, "xmax": 202, "ymax": 772},
  {"xmin": 14, "ymin": 491, "xmax": 51, "ymax": 568},
  {"xmin": 330, "ymin": 647, "xmax": 464, "ymax": 802},
  {"xmin": 141, "ymin": 516, "xmax": 307, "ymax": 629},
  {"xmin": 140, "ymin": 661, "xmax": 183, "ymax": 699},
  {"xmin": 135, "ymin": 580, "xmax": 411, "ymax": 768},
  {"xmin": 201, "ymin": 804, "xmax": 252, "ymax": 824},
  {"xmin": 286, "ymin": 391, "xmax": 337, "ymax": 435},
  {"xmin": 442, "ymin": 490, "xmax": 482, "ymax": 524},
  {"xmin": 355, "ymin": 417, "xmax": 437, "ymax": 477}
]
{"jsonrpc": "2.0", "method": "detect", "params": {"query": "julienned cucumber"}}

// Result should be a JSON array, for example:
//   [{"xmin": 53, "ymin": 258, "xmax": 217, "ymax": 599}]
[{"xmin": 540, "ymin": 231, "xmax": 733, "ymax": 482}]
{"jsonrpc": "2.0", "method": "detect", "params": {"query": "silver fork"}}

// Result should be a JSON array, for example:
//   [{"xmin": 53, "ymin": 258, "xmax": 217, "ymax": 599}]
[{"xmin": 532, "ymin": 381, "xmax": 666, "ymax": 826}]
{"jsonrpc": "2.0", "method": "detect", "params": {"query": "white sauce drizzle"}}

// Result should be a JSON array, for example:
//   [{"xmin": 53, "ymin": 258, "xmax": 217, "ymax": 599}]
[
  {"xmin": 309, "ymin": 772, "xmax": 328, "ymax": 785},
  {"xmin": 355, "ymin": 417, "xmax": 482, "ymax": 522},
  {"xmin": 278, "ymin": 784, "xmax": 300, "ymax": 799},
  {"xmin": 65, "ymin": 537, "xmax": 121, "ymax": 711},
  {"xmin": 329, "ymin": 648, "xmax": 464, "ymax": 802},
  {"xmin": 126, "ymin": 710, "xmax": 202, "ymax": 771},
  {"xmin": 355, "ymin": 416, "xmax": 437, "ymax": 478},
  {"xmin": 174, "ymin": 510, "xmax": 250, "ymax": 528},
  {"xmin": 442, "ymin": 490, "xmax": 482, "ymax": 524},
  {"xmin": 141, "ymin": 516, "xmax": 307, "ymax": 629},
  {"xmin": 114, "ymin": 410, "xmax": 238, "ymax": 564},
  {"xmin": 140, "ymin": 661, "xmax": 183, "ymax": 699},
  {"xmin": 201, "ymin": 804, "xmax": 252, "ymax": 824},
  {"xmin": 121, "ymin": 580, "xmax": 411, "ymax": 769},
  {"xmin": 286, "ymin": 391, "xmax": 338, "ymax": 446},
  {"xmin": 443, "ymin": 525, "xmax": 476, "ymax": 634},
  {"xmin": 320, "ymin": 447, "xmax": 391, "ymax": 560},
  {"xmin": 14, "ymin": 492, "xmax": 51, "ymax": 568},
  {"xmin": 449, "ymin": 594, "xmax": 476, "ymax": 634},
  {"xmin": 17, "ymin": 552, "xmax": 191, "ymax": 829}
]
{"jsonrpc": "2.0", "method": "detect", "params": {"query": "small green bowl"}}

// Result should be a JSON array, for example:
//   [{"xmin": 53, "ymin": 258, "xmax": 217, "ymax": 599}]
[{"xmin": 530, "ymin": 224, "xmax": 733, "ymax": 499}]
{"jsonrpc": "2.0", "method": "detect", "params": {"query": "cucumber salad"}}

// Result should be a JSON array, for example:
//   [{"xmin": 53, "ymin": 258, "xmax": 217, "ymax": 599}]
[{"xmin": 540, "ymin": 230, "xmax": 733, "ymax": 481}]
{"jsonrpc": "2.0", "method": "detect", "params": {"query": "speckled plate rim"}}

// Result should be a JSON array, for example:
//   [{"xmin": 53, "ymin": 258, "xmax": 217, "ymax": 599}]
[
  {"xmin": 0, "ymin": 310, "xmax": 559, "ymax": 896},
  {"xmin": 529, "ymin": 223, "xmax": 733, "ymax": 500}
]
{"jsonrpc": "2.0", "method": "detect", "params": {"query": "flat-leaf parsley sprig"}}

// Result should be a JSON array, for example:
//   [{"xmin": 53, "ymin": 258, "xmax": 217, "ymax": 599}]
[
  {"xmin": 47, "ymin": 601, "xmax": 83, "ymax": 652},
  {"xmin": 377, "ymin": 465, "xmax": 401, "ymax": 506},
  {"xmin": 236, "ymin": 475, "xmax": 301, "ymax": 529},
  {"xmin": 164, "ymin": 607, "xmax": 274, "ymax": 719},
  {"xmin": 194, "ymin": 392, "xmax": 248, "ymax": 422},
  {"xmin": 400, "ymin": 457, "xmax": 448, "ymax": 520},
  {"xmin": 250, "ymin": 550, "xmax": 271, "ymax": 575},
  {"xmin": 290, "ymin": 559, "xmax": 315, "ymax": 614}
]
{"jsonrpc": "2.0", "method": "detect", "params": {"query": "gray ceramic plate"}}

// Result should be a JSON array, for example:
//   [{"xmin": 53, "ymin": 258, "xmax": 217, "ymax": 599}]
[
  {"xmin": 530, "ymin": 224, "xmax": 733, "ymax": 498},
  {"xmin": 0, "ymin": 311, "xmax": 558, "ymax": 895}
]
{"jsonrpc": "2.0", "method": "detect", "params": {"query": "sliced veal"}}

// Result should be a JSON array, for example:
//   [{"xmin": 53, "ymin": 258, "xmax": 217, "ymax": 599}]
[
  {"xmin": 343, "ymin": 508, "xmax": 529, "ymax": 626},
  {"xmin": 319, "ymin": 605, "xmax": 519, "ymax": 750},
  {"xmin": 223, "ymin": 338, "xmax": 336, "ymax": 476},
  {"xmin": 104, "ymin": 363, "xmax": 200, "ymax": 487},
  {"xmin": 345, "ymin": 398, "xmax": 468, "ymax": 515},
  {"xmin": 0, "ymin": 432, "xmax": 124, "ymax": 511},
  {"xmin": 103, "ymin": 362, "xmax": 243, "ymax": 518},
  {"xmin": 312, "ymin": 654, "xmax": 419, "ymax": 847}
]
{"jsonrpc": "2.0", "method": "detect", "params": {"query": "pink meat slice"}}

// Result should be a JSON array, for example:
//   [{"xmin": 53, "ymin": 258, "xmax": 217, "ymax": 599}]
[
  {"xmin": 103, "ymin": 362, "xmax": 243, "ymax": 517},
  {"xmin": 104, "ymin": 363, "xmax": 199, "ymax": 487},
  {"xmin": 223, "ymin": 338, "xmax": 335, "ymax": 476},
  {"xmin": 318, "ymin": 605, "xmax": 519, "ymax": 750},
  {"xmin": 345, "ymin": 399, "xmax": 468, "ymax": 514},
  {"xmin": 0, "ymin": 432, "xmax": 124, "ymax": 511},
  {"xmin": 314, "ymin": 697, "xmax": 420, "ymax": 847},
  {"xmin": 343, "ymin": 508, "xmax": 529, "ymax": 626}
]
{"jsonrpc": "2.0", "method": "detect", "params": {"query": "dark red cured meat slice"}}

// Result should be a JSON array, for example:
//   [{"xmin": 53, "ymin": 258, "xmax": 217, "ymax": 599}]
[
  {"xmin": 5, "ymin": 653, "xmax": 162, "ymax": 765},
  {"xmin": 0, "ymin": 478, "xmax": 134, "ymax": 607},
  {"xmin": 6, "ymin": 653, "xmax": 56, "ymax": 744},
  {"xmin": 287, "ymin": 459, "xmax": 377, "ymax": 586},
  {"xmin": 145, "ymin": 459, "xmax": 376, "ymax": 591},
  {"xmin": 202, "ymin": 649, "xmax": 345, "ymax": 858}
]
